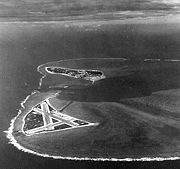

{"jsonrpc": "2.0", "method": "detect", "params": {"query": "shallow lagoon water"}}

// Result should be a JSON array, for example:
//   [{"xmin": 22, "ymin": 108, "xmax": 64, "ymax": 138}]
[
  {"xmin": 1, "ymin": 15, "xmax": 180, "ymax": 167},
  {"xmin": 6, "ymin": 56, "xmax": 180, "ymax": 160}
]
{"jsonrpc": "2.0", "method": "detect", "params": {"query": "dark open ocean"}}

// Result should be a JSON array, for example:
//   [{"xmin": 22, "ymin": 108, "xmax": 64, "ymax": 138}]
[{"xmin": 1, "ymin": 14, "xmax": 180, "ymax": 168}]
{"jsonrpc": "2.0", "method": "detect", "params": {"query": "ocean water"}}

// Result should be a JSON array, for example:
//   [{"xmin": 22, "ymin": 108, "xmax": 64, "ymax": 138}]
[{"xmin": 1, "ymin": 15, "xmax": 180, "ymax": 168}]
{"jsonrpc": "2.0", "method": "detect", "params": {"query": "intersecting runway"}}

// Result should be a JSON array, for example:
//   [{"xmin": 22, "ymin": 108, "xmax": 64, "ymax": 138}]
[{"xmin": 23, "ymin": 99, "xmax": 98, "ymax": 135}]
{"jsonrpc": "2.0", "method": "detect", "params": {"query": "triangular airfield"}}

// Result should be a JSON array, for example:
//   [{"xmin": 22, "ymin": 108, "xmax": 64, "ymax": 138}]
[{"xmin": 23, "ymin": 99, "xmax": 97, "ymax": 135}]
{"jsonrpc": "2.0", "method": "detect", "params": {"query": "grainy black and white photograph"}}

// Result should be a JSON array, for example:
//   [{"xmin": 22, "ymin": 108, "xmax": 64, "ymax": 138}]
[{"xmin": 1, "ymin": 0, "xmax": 180, "ymax": 169}]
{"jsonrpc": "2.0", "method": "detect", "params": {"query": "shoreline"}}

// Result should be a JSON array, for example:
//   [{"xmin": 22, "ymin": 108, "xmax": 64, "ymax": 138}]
[{"xmin": 5, "ymin": 88, "xmax": 180, "ymax": 161}]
